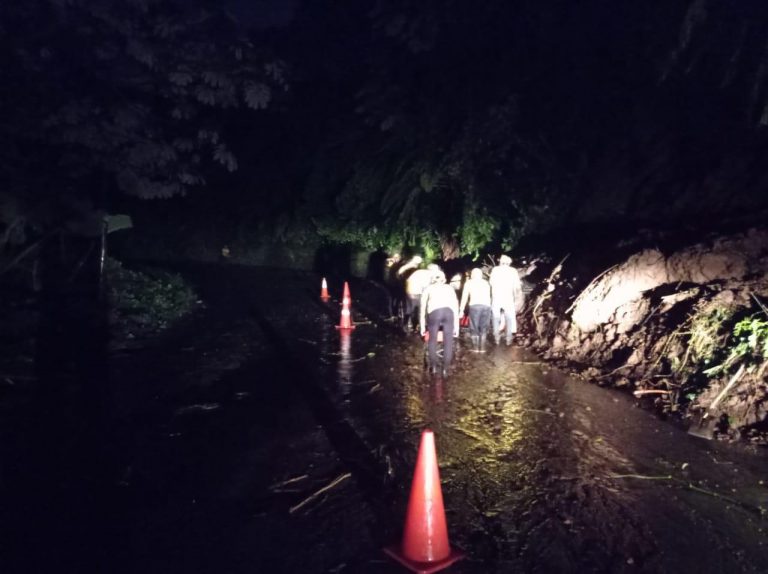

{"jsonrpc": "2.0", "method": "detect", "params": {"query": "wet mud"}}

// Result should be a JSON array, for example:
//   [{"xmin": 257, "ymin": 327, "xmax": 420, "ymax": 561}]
[{"xmin": 3, "ymin": 264, "xmax": 768, "ymax": 573}]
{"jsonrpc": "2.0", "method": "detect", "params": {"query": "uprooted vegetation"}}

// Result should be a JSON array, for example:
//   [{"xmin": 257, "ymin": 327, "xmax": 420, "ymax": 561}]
[{"xmin": 521, "ymin": 228, "xmax": 768, "ymax": 442}]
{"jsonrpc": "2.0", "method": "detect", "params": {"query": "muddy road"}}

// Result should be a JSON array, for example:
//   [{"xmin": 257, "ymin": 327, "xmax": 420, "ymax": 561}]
[{"xmin": 3, "ymin": 264, "xmax": 768, "ymax": 573}]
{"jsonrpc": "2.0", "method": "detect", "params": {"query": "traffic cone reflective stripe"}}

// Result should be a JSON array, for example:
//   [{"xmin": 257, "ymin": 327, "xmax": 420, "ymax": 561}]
[
  {"xmin": 335, "ymin": 281, "xmax": 355, "ymax": 330},
  {"xmin": 320, "ymin": 277, "xmax": 330, "ymax": 300},
  {"xmin": 338, "ymin": 307, "xmax": 353, "ymax": 329},
  {"xmin": 384, "ymin": 429, "xmax": 463, "ymax": 573}
]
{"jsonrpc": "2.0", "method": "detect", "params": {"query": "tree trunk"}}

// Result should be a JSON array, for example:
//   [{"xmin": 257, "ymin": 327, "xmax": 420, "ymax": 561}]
[
  {"xmin": 12, "ymin": 231, "xmax": 117, "ymax": 571},
  {"xmin": 440, "ymin": 235, "xmax": 460, "ymax": 260}
]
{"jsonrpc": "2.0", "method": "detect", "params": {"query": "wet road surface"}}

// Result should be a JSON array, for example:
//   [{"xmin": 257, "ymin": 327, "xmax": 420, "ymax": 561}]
[
  {"xmin": 3, "ymin": 265, "xmax": 768, "ymax": 573},
  {"xmin": 309, "ymin": 298, "xmax": 768, "ymax": 573}
]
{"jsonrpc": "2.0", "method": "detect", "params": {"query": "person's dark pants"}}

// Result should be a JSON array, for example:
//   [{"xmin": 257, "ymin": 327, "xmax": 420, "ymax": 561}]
[
  {"xmin": 388, "ymin": 283, "xmax": 405, "ymax": 318},
  {"xmin": 427, "ymin": 307, "xmax": 455, "ymax": 371},
  {"xmin": 468, "ymin": 304, "xmax": 492, "ymax": 337},
  {"xmin": 404, "ymin": 294, "xmax": 421, "ymax": 332}
]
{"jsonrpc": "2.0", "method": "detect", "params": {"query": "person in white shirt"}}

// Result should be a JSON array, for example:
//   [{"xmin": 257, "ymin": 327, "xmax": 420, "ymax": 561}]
[
  {"xmin": 459, "ymin": 268, "xmax": 492, "ymax": 352},
  {"xmin": 402, "ymin": 264, "xmax": 433, "ymax": 333},
  {"xmin": 489, "ymin": 254, "xmax": 522, "ymax": 346},
  {"xmin": 395, "ymin": 256, "xmax": 428, "ymax": 332},
  {"xmin": 419, "ymin": 270, "xmax": 459, "ymax": 376}
]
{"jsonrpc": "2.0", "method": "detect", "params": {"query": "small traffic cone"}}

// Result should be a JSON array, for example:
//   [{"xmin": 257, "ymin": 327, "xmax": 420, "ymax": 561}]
[
  {"xmin": 335, "ymin": 281, "xmax": 355, "ymax": 330},
  {"xmin": 384, "ymin": 429, "xmax": 463, "ymax": 574},
  {"xmin": 320, "ymin": 277, "xmax": 330, "ymax": 301}
]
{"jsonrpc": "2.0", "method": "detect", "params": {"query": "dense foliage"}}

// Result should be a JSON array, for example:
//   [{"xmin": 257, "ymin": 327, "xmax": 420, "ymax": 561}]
[
  {"xmin": 4, "ymin": 0, "xmax": 768, "ymax": 268},
  {"xmin": 106, "ymin": 257, "xmax": 198, "ymax": 340},
  {"xmin": 289, "ymin": 0, "xmax": 768, "ymax": 259},
  {"xmin": 0, "ymin": 0, "xmax": 284, "ymax": 263}
]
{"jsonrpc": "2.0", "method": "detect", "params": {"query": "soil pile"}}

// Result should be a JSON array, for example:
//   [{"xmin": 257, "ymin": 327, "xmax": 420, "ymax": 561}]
[{"xmin": 520, "ymin": 228, "xmax": 768, "ymax": 442}]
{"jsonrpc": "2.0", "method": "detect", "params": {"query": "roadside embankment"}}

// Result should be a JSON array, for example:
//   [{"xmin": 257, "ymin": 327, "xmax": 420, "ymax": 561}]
[{"xmin": 518, "ymin": 228, "xmax": 768, "ymax": 442}]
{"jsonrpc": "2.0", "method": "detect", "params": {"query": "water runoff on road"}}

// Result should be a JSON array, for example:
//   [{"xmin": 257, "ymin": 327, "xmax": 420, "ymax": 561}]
[{"xmin": 306, "ymin": 307, "xmax": 768, "ymax": 574}]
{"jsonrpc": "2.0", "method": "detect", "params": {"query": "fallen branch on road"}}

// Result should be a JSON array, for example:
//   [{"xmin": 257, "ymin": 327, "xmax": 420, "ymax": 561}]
[
  {"xmin": 270, "ymin": 474, "xmax": 309, "ymax": 491},
  {"xmin": 289, "ymin": 472, "xmax": 352, "ymax": 514}
]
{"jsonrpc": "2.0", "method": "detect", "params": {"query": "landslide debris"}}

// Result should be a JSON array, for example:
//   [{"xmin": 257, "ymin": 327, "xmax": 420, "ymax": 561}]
[{"xmin": 519, "ymin": 228, "xmax": 768, "ymax": 442}]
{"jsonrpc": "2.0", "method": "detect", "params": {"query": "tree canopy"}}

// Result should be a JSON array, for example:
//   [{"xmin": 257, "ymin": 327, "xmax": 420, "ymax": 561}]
[
  {"xmin": 294, "ymin": 0, "xmax": 768, "ymax": 258},
  {"xmin": 0, "ymin": 0, "xmax": 285, "ymax": 252},
  {"xmin": 4, "ymin": 0, "xmax": 768, "ymax": 267}
]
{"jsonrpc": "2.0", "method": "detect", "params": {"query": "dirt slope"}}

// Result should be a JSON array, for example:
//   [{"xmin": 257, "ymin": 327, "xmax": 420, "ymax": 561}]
[{"xmin": 519, "ymin": 228, "xmax": 768, "ymax": 441}]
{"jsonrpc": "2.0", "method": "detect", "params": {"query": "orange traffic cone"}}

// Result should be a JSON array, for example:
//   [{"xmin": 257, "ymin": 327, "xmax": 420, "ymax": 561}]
[
  {"xmin": 384, "ymin": 429, "xmax": 463, "ymax": 574},
  {"xmin": 335, "ymin": 281, "xmax": 355, "ymax": 330},
  {"xmin": 320, "ymin": 277, "xmax": 330, "ymax": 301}
]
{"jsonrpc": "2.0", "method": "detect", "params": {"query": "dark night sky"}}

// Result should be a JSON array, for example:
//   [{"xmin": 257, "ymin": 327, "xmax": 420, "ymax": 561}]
[{"xmin": 223, "ymin": 0, "xmax": 298, "ymax": 28}]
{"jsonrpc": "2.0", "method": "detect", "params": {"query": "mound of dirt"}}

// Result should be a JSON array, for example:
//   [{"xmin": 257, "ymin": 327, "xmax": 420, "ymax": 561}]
[{"xmin": 520, "ymin": 228, "xmax": 768, "ymax": 442}]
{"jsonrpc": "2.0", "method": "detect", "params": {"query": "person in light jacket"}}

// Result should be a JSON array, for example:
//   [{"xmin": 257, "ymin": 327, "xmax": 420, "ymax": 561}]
[
  {"xmin": 459, "ymin": 268, "xmax": 492, "ymax": 352},
  {"xmin": 397, "ymin": 256, "xmax": 431, "ymax": 333},
  {"xmin": 419, "ymin": 270, "xmax": 459, "ymax": 376},
  {"xmin": 489, "ymin": 254, "xmax": 522, "ymax": 346}
]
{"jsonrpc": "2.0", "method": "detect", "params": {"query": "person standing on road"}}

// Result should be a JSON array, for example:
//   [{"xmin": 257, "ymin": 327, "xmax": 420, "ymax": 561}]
[
  {"xmin": 384, "ymin": 253, "xmax": 406, "ymax": 318},
  {"xmin": 394, "ymin": 255, "xmax": 423, "ymax": 331},
  {"xmin": 400, "ymin": 259, "xmax": 434, "ymax": 333},
  {"xmin": 459, "ymin": 268, "xmax": 492, "ymax": 352},
  {"xmin": 420, "ymin": 269, "xmax": 459, "ymax": 376},
  {"xmin": 489, "ymin": 254, "xmax": 522, "ymax": 346}
]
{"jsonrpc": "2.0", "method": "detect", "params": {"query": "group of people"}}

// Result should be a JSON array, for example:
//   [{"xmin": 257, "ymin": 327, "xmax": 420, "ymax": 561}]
[{"xmin": 386, "ymin": 254, "xmax": 525, "ymax": 377}]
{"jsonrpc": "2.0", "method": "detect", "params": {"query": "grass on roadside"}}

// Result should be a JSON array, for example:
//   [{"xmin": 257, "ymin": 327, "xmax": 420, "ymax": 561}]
[{"xmin": 106, "ymin": 257, "xmax": 200, "ymax": 344}]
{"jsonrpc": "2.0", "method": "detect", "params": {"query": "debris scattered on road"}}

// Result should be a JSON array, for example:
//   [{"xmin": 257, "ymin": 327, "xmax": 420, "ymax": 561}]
[
  {"xmin": 289, "ymin": 472, "xmax": 352, "ymax": 514},
  {"xmin": 270, "ymin": 474, "xmax": 309, "ymax": 492},
  {"xmin": 174, "ymin": 402, "xmax": 221, "ymax": 415}
]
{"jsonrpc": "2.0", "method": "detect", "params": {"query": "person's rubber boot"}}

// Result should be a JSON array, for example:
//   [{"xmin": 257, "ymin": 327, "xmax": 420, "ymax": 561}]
[
  {"xmin": 479, "ymin": 334, "xmax": 487, "ymax": 353},
  {"xmin": 471, "ymin": 335, "xmax": 479, "ymax": 352}
]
